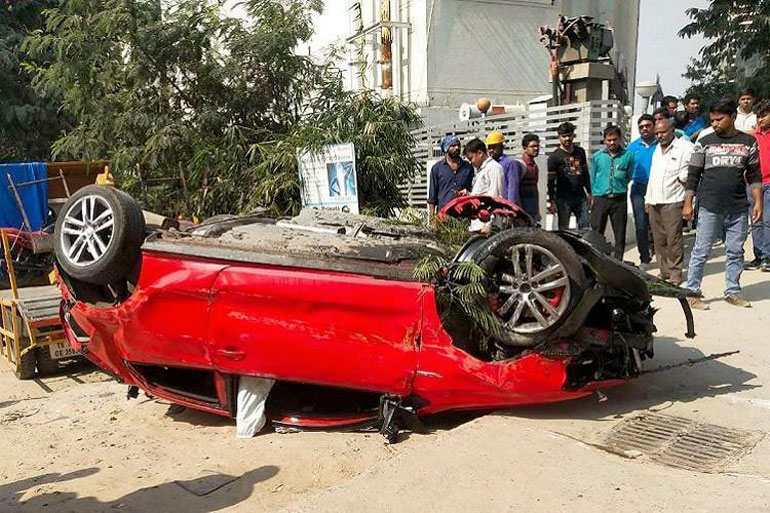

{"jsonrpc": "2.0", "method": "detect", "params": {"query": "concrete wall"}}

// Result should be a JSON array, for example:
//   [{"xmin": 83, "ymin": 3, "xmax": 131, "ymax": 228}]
[
  {"xmin": 425, "ymin": 0, "xmax": 639, "ymax": 109},
  {"xmin": 209, "ymin": 0, "xmax": 639, "ymax": 114}
]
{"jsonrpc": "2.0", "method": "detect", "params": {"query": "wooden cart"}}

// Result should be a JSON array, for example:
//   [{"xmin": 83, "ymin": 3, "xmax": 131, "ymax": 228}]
[{"xmin": 0, "ymin": 231, "xmax": 79, "ymax": 379}]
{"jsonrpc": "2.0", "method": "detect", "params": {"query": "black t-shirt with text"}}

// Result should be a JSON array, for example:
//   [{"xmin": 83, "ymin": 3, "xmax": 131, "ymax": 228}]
[
  {"xmin": 547, "ymin": 146, "xmax": 591, "ymax": 201},
  {"xmin": 687, "ymin": 131, "xmax": 761, "ymax": 214}
]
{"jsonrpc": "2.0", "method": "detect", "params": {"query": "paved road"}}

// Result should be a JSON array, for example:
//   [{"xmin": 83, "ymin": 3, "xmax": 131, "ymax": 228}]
[{"xmin": 0, "ymin": 235, "xmax": 768, "ymax": 512}]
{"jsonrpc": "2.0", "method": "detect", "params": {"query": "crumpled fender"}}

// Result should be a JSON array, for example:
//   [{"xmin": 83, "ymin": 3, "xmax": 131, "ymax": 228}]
[
  {"xmin": 438, "ymin": 195, "xmax": 533, "ymax": 226},
  {"xmin": 556, "ymin": 230, "xmax": 696, "ymax": 339}
]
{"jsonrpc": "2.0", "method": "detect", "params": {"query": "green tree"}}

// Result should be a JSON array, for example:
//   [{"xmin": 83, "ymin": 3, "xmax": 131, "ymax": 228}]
[
  {"xmin": 26, "ymin": 0, "xmax": 421, "ymax": 218},
  {"xmin": 252, "ymin": 90, "xmax": 422, "ymax": 217},
  {"xmin": 0, "ymin": 0, "xmax": 69, "ymax": 160},
  {"xmin": 679, "ymin": 1, "xmax": 770, "ymax": 103}
]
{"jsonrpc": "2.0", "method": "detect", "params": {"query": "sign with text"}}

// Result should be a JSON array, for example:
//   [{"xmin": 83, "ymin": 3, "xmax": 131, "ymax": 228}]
[{"xmin": 297, "ymin": 143, "xmax": 359, "ymax": 214}]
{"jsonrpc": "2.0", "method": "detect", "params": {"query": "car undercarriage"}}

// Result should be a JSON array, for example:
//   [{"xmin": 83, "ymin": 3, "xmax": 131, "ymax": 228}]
[{"xmin": 51, "ymin": 187, "xmax": 696, "ymax": 439}]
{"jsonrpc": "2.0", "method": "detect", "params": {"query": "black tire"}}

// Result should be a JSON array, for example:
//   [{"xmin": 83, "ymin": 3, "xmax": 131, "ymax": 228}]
[
  {"xmin": 471, "ymin": 228, "xmax": 587, "ymax": 347},
  {"xmin": 35, "ymin": 347, "xmax": 62, "ymax": 376},
  {"xmin": 15, "ymin": 346, "xmax": 36, "ymax": 380},
  {"xmin": 54, "ymin": 185, "xmax": 145, "ymax": 285}
]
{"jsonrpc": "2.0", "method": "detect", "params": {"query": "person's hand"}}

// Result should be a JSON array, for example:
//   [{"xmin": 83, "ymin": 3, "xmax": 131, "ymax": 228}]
[
  {"xmin": 547, "ymin": 200, "xmax": 557, "ymax": 214},
  {"xmin": 644, "ymin": 203, "xmax": 651, "ymax": 214},
  {"xmin": 587, "ymin": 194, "xmax": 594, "ymax": 209},
  {"xmin": 479, "ymin": 224, "xmax": 493, "ymax": 236},
  {"xmin": 682, "ymin": 202, "xmax": 694, "ymax": 221},
  {"xmin": 457, "ymin": 189, "xmax": 469, "ymax": 197},
  {"xmin": 752, "ymin": 202, "xmax": 763, "ymax": 224}
]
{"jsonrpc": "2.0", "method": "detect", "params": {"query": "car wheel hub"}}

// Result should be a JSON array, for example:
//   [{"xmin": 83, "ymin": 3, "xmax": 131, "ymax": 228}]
[
  {"xmin": 493, "ymin": 243, "xmax": 571, "ymax": 334},
  {"xmin": 60, "ymin": 195, "xmax": 115, "ymax": 267}
]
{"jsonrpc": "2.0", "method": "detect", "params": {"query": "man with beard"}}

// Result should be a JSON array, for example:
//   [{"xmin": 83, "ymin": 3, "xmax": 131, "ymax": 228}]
[
  {"xmin": 627, "ymin": 114, "xmax": 657, "ymax": 267},
  {"xmin": 547, "ymin": 122, "xmax": 592, "ymax": 230},
  {"xmin": 465, "ymin": 138, "xmax": 506, "ymax": 234},
  {"xmin": 684, "ymin": 99, "xmax": 763, "ymax": 309},
  {"xmin": 519, "ymin": 133, "xmax": 541, "ymax": 222},
  {"xmin": 428, "ymin": 135, "xmax": 474, "ymax": 216},
  {"xmin": 590, "ymin": 125, "xmax": 635, "ymax": 260},
  {"xmin": 683, "ymin": 93, "xmax": 707, "ymax": 140},
  {"xmin": 486, "ymin": 131, "xmax": 521, "ymax": 205},
  {"xmin": 662, "ymin": 95, "xmax": 679, "ymax": 116}
]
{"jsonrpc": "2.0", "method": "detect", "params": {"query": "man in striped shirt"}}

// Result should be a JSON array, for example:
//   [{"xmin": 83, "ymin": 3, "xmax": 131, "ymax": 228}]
[{"xmin": 684, "ymin": 99, "xmax": 763, "ymax": 310}]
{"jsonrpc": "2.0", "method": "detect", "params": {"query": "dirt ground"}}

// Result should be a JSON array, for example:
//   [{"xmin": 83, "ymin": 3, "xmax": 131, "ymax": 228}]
[{"xmin": 2, "ymin": 235, "xmax": 770, "ymax": 513}]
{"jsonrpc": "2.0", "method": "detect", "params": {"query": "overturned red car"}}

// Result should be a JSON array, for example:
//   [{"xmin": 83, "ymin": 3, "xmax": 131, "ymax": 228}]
[{"xmin": 53, "ymin": 186, "xmax": 694, "ymax": 438}]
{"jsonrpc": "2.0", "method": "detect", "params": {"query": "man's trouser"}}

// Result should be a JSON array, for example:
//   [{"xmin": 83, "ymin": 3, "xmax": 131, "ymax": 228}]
[
  {"xmin": 748, "ymin": 184, "xmax": 770, "ymax": 260},
  {"xmin": 685, "ymin": 207, "xmax": 748, "ymax": 297},
  {"xmin": 649, "ymin": 202, "xmax": 684, "ymax": 282},
  {"xmin": 556, "ymin": 196, "xmax": 589, "ymax": 231},
  {"xmin": 520, "ymin": 186, "xmax": 539, "ymax": 223},
  {"xmin": 591, "ymin": 195, "xmax": 627, "ymax": 260},
  {"xmin": 630, "ymin": 182, "xmax": 651, "ymax": 263}
]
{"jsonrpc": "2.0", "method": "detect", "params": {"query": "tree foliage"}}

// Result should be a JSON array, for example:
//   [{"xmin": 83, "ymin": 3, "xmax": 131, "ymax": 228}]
[
  {"xmin": 252, "ymin": 91, "xmax": 422, "ymax": 217},
  {"xmin": 0, "ymin": 0, "xmax": 69, "ymax": 160},
  {"xmin": 679, "ymin": 1, "xmax": 770, "ymax": 102},
  {"xmin": 26, "ymin": 0, "xmax": 421, "ymax": 218}
]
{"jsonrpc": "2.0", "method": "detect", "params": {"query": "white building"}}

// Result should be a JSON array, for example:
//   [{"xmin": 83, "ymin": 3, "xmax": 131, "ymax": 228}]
[{"xmin": 308, "ymin": 0, "xmax": 640, "ymax": 125}]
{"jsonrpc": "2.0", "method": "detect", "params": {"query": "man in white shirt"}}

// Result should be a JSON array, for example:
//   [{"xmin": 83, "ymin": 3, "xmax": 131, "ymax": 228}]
[
  {"xmin": 464, "ymin": 138, "xmax": 505, "ymax": 233},
  {"xmin": 736, "ymin": 88, "xmax": 757, "ymax": 133},
  {"xmin": 645, "ymin": 118, "xmax": 694, "ymax": 285}
]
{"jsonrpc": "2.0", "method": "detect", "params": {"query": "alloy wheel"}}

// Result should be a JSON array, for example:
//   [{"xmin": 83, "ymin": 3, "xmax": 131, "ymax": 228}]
[
  {"xmin": 60, "ymin": 195, "xmax": 115, "ymax": 267},
  {"xmin": 493, "ymin": 243, "xmax": 571, "ymax": 334}
]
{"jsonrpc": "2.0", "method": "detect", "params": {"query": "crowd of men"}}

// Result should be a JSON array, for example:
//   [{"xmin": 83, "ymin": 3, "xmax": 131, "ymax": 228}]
[{"xmin": 427, "ymin": 89, "xmax": 770, "ymax": 310}]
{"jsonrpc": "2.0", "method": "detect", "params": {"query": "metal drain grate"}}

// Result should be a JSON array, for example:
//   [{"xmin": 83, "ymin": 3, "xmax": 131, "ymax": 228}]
[{"xmin": 603, "ymin": 412, "xmax": 763, "ymax": 472}]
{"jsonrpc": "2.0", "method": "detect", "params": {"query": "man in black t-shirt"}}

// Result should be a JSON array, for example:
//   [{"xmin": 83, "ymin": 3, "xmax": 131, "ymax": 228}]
[
  {"xmin": 547, "ymin": 122, "xmax": 592, "ymax": 230},
  {"xmin": 684, "ymin": 99, "xmax": 763, "ymax": 309}
]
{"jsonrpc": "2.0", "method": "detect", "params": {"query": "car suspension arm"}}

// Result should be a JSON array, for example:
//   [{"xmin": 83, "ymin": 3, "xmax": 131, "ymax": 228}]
[{"xmin": 677, "ymin": 297, "xmax": 696, "ymax": 339}]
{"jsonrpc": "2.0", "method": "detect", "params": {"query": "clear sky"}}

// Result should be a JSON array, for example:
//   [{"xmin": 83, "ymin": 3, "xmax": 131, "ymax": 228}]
[{"xmin": 636, "ymin": 0, "xmax": 710, "ymax": 99}]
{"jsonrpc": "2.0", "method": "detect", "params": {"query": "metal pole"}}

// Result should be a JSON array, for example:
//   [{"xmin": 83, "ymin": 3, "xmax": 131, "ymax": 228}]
[
  {"xmin": 380, "ymin": 0, "xmax": 392, "ymax": 93},
  {"xmin": 6, "ymin": 174, "xmax": 32, "ymax": 232},
  {"xmin": 59, "ymin": 169, "xmax": 71, "ymax": 197},
  {"xmin": 1, "ymin": 231, "xmax": 19, "ymax": 300}
]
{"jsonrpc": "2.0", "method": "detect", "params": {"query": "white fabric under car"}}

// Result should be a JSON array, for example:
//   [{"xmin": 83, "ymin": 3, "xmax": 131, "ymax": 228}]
[{"xmin": 235, "ymin": 376, "xmax": 275, "ymax": 438}]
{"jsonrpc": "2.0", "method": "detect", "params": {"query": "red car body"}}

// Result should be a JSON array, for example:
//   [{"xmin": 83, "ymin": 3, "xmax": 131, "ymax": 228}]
[
  {"xmin": 61, "ymin": 250, "xmax": 596, "ymax": 419},
  {"xmin": 55, "ymin": 192, "xmax": 693, "ymax": 433}
]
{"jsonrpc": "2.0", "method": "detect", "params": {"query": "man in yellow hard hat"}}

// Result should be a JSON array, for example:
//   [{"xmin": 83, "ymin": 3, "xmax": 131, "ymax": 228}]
[{"xmin": 486, "ymin": 131, "xmax": 521, "ymax": 205}]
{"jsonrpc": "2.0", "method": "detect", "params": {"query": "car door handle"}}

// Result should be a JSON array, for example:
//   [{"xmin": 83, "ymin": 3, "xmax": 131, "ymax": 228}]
[{"xmin": 217, "ymin": 348, "xmax": 247, "ymax": 361}]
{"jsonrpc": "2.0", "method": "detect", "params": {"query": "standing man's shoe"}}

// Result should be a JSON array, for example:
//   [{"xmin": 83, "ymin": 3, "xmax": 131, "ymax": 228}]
[
  {"xmin": 687, "ymin": 297, "xmax": 709, "ymax": 311},
  {"xmin": 761, "ymin": 259, "xmax": 770, "ymax": 272},
  {"xmin": 745, "ymin": 257, "xmax": 762, "ymax": 270},
  {"xmin": 725, "ymin": 294, "xmax": 752, "ymax": 308}
]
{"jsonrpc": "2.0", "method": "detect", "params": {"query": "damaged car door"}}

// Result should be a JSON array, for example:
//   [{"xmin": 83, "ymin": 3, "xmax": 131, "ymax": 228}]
[{"xmin": 207, "ymin": 264, "xmax": 422, "ymax": 395}]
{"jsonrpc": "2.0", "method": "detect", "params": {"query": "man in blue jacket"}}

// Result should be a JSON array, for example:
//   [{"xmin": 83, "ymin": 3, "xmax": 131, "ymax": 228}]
[{"xmin": 590, "ymin": 125, "xmax": 635, "ymax": 260}]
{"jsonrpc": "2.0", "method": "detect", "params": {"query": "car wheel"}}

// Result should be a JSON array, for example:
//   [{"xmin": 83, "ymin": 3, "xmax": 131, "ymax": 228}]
[
  {"xmin": 54, "ymin": 185, "xmax": 145, "ymax": 285},
  {"xmin": 472, "ymin": 228, "xmax": 586, "ymax": 347},
  {"xmin": 35, "ymin": 347, "xmax": 61, "ymax": 376}
]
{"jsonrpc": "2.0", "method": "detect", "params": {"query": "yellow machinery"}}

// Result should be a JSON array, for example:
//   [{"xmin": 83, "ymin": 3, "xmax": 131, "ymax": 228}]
[{"xmin": 0, "ymin": 231, "xmax": 72, "ymax": 379}]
